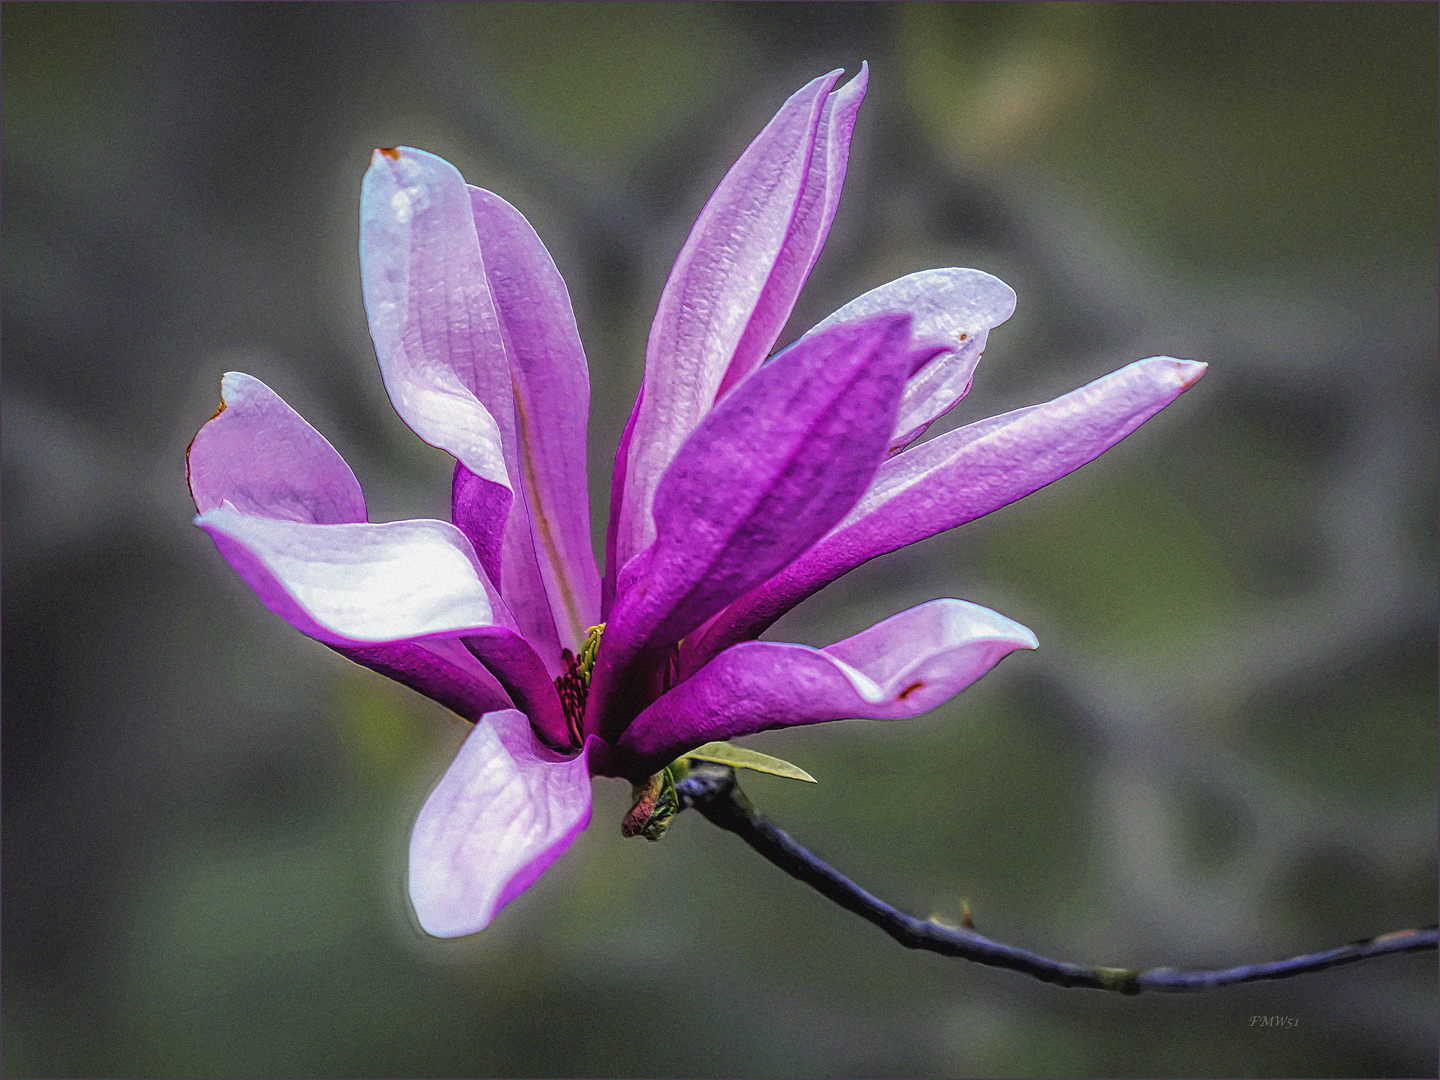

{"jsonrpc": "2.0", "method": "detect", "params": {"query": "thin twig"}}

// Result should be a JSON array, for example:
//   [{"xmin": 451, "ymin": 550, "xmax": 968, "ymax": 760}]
[{"xmin": 673, "ymin": 766, "xmax": 1438, "ymax": 995}]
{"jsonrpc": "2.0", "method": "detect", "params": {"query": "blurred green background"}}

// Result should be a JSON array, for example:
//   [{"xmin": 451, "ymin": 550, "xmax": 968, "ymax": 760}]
[{"xmin": 3, "ymin": 3, "xmax": 1435, "ymax": 1076}]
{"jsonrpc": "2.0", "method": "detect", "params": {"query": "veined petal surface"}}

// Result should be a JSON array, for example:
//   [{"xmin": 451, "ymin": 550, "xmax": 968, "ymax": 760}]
[
  {"xmin": 361, "ymin": 147, "xmax": 562, "ymax": 667},
  {"xmin": 618, "ymin": 599, "xmax": 1036, "ymax": 770},
  {"xmin": 590, "ymin": 313, "xmax": 919, "ymax": 738},
  {"xmin": 187, "ymin": 371, "xmax": 366, "ymax": 524},
  {"xmin": 196, "ymin": 509, "xmax": 512, "ymax": 647},
  {"xmin": 716, "ymin": 63, "xmax": 869, "ymax": 400},
  {"xmin": 686, "ymin": 357, "xmax": 1206, "ymax": 665},
  {"xmin": 468, "ymin": 186, "xmax": 600, "ymax": 648},
  {"xmin": 409, "ymin": 710, "xmax": 593, "ymax": 937},
  {"xmin": 615, "ymin": 69, "xmax": 851, "ymax": 572},
  {"xmin": 799, "ymin": 269, "xmax": 1018, "ymax": 452},
  {"xmin": 450, "ymin": 462, "xmax": 511, "ymax": 591},
  {"xmin": 360, "ymin": 148, "xmax": 513, "ymax": 492}
]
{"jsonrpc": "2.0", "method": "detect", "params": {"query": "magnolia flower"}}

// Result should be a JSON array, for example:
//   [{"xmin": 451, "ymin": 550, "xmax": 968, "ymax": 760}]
[{"xmin": 188, "ymin": 67, "xmax": 1203, "ymax": 938}]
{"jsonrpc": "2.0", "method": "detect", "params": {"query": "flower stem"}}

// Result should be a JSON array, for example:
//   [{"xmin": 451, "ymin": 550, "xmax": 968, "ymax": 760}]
[{"xmin": 673, "ymin": 765, "xmax": 1438, "ymax": 994}]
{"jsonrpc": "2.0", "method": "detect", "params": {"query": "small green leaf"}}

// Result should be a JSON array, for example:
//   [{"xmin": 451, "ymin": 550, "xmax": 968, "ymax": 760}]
[{"xmin": 683, "ymin": 742, "xmax": 817, "ymax": 783}]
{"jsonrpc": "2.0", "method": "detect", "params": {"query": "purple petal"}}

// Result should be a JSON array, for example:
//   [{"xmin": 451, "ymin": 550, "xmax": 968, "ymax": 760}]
[
  {"xmin": 618, "ymin": 599, "xmax": 1037, "ymax": 770},
  {"xmin": 716, "ymin": 64, "xmax": 870, "ymax": 400},
  {"xmin": 187, "ymin": 371, "xmax": 367, "ymax": 524},
  {"xmin": 409, "ymin": 710, "xmax": 593, "ymax": 937},
  {"xmin": 613, "ymin": 69, "xmax": 849, "ymax": 573},
  {"xmin": 361, "ymin": 147, "xmax": 562, "ymax": 668},
  {"xmin": 799, "ymin": 269, "xmax": 1018, "ymax": 452},
  {"xmin": 468, "ymin": 186, "xmax": 601, "ymax": 649},
  {"xmin": 451, "ymin": 462, "xmax": 511, "ymax": 592},
  {"xmin": 603, "ymin": 382, "xmax": 644, "ymax": 619},
  {"xmin": 334, "ymin": 638, "xmax": 514, "ymax": 722},
  {"xmin": 195, "ymin": 508, "xmax": 513, "ymax": 647},
  {"xmin": 686, "ymin": 357, "xmax": 1207, "ymax": 665},
  {"xmin": 463, "ymin": 628, "xmax": 571, "ymax": 750},
  {"xmin": 589, "ymin": 313, "xmax": 920, "ymax": 739}
]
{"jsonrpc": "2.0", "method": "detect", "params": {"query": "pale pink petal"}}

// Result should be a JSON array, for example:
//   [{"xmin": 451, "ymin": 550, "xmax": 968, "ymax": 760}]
[
  {"xmin": 187, "ymin": 371, "xmax": 367, "ymax": 524},
  {"xmin": 187, "ymin": 375, "xmax": 518, "ymax": 717},
  {"xmin": 195, "ymin": 508, "xmax": 512, "ymax": 647},
  {"xmin": 361, "ymin": 147, "xmax": 561, "ymax": 668},
  {"xmin": 589, "ymin": 314, "xmax": 920, "ymax": 741},
  {"xmin": 799, "ymin": 269, "xmax": 1018, "ymax": 452},
  {"xmin": 614, "ymin": 70, "xmax": 843, "ymax": 573},
  {"xmin": 618, "ymin": 599, "xmax": 1036, "ymax": 772},
  {"xmin": 360, "ymin": 150, "xmax": 512, "ymax": 491},
  {"xmin": 409, "ymin": 710, "xmax": 593, "ymax": 937},
  {"xmin": 685, "ymin": 357, "xmax": 1207, "ymax": 666}
]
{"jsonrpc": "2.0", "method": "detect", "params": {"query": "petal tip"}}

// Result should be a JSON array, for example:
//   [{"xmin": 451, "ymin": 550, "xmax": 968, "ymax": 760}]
[
  {"xmin": 409, "ymin": 887, "xmax": 491, "ymax": 939},
  {"xmin": 1176, "ymin": 359, "xmax": 1208, "ymax": 388},
  {"xmin": 1146, "ymin": 356, "xmax": 1206, "ymax": 389},
  {"xmin": 376, "ymin": 146, "xmax": 401, "ymax": 162}
]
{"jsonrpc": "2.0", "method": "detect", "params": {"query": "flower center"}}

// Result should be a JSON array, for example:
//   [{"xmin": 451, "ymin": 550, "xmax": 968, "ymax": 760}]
[{"xmin": 554, "ymin": 623, "xmax": 604, "ymax": 748}]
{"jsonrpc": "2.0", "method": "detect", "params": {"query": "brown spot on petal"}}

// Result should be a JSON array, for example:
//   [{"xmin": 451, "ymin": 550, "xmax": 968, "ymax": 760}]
[
  {"xmin": 897, "ymin": 681, "xmax": 925, "ymax": 701},
  {"xmin": 184, "ymin": 437, "xmax": 198, "ymax": 501},
  {"xmin": 377, "ymin": 146, "xmax": 401, "ymax": 161},
  {"xmin": 958, "ymin": 333, "xmax": 968, "ymax": 340}
]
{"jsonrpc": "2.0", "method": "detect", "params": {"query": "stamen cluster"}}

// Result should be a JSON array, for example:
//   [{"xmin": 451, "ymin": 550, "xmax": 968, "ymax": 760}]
[{"xmin": 553, "ymin": 623, "xmax": 604, "ymax": 749}]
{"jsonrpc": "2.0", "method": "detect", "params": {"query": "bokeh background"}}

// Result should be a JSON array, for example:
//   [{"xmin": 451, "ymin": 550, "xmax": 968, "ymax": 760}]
[{"xmin": 4, "ymin": 3, "xmax": 1436, "ymax": 1076}]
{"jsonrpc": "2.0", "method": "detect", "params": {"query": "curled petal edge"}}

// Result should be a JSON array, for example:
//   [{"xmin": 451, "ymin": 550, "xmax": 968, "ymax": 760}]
[
  {"xmin": 195, "ymin": 509, "xmax": 513, "ymax": 647},
  {"xmin": 617, "ymin": 599, "xmax": 1037, "ymax": 773},
  {"xmin": 799, "ymin": 268, "xmax": 1018, "ymax": 452},
  {"xmin": 187, "ymin": 371, "xmax": 367, "ymax": 525}
]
